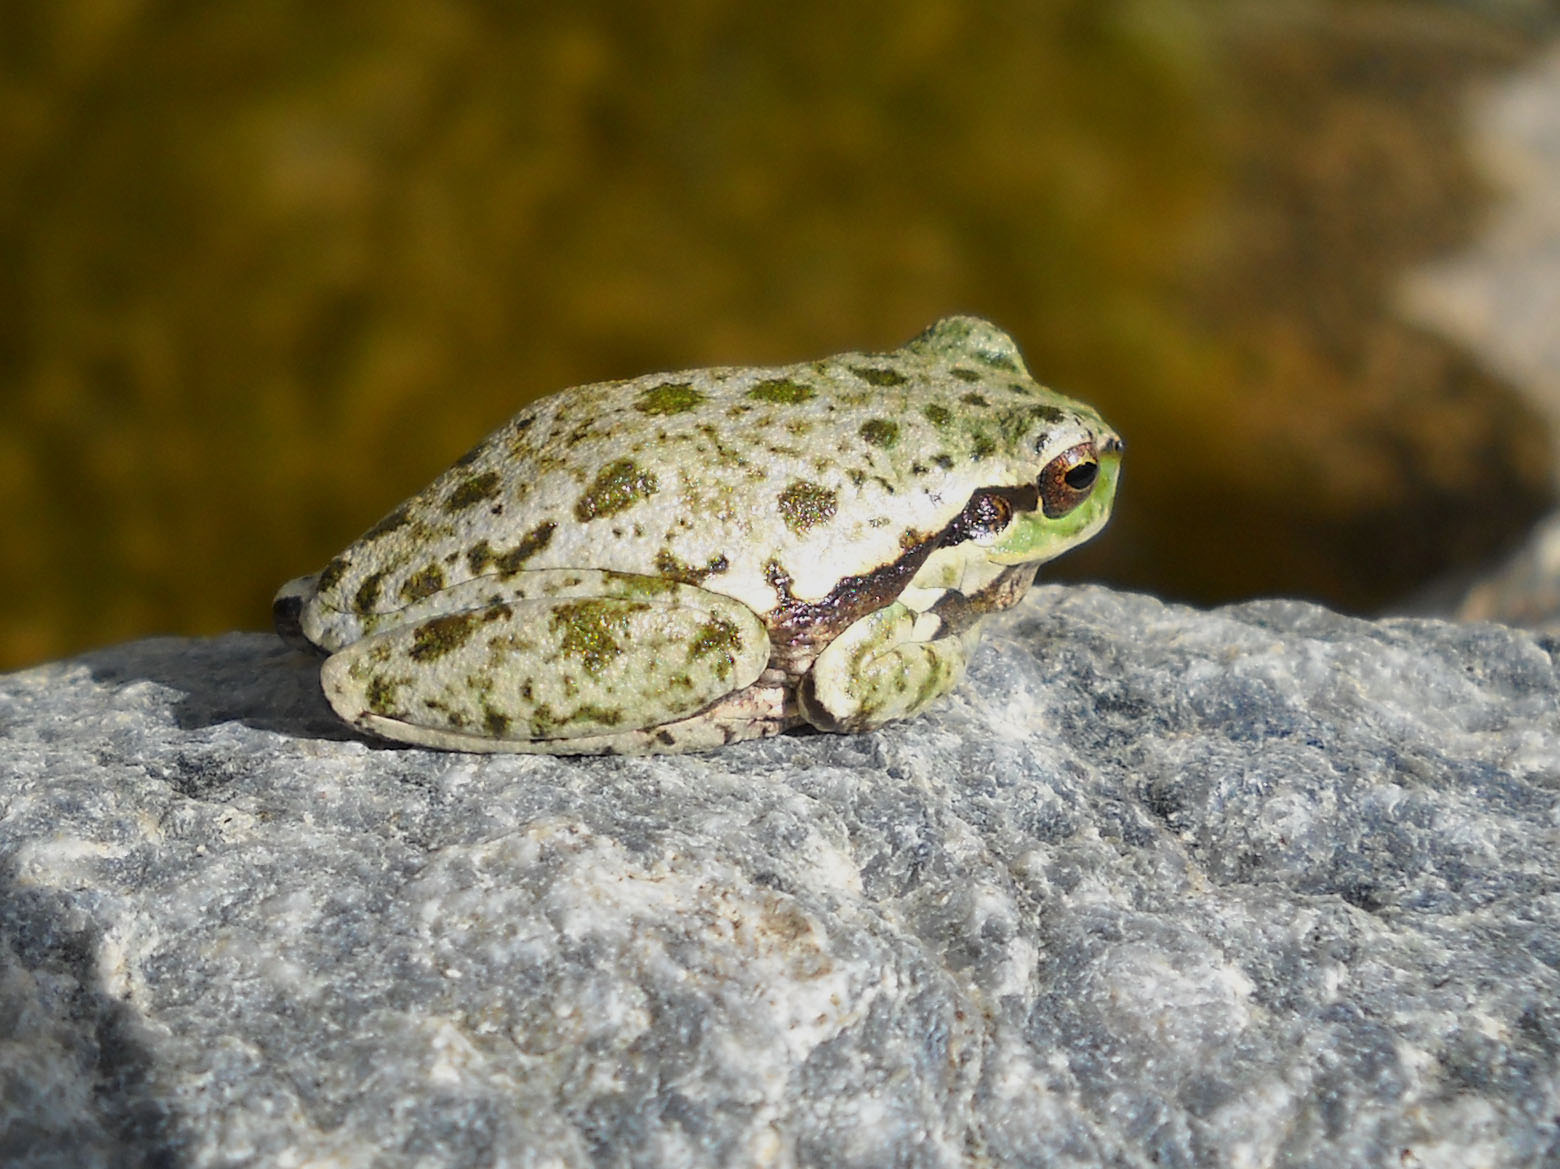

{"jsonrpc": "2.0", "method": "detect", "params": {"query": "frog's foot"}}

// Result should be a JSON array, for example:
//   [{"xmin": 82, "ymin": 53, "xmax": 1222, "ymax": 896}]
[
  {"xmin": 317, "ymin": 573, "xmax": 772, "ymax": 754},
  {"xmin": 795, "ymin": 601, "xmax": 979, "ymax": 734}
]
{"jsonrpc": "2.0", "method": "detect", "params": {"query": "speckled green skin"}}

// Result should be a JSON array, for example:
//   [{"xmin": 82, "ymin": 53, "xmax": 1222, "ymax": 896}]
[{"xmin": 275, "ymin": 316, "xmax": 1121, "ymax": 753}]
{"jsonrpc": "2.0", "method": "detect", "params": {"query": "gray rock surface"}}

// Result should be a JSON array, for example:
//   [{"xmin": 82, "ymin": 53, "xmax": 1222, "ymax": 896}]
[{"xmin": 2, "ymin": 585, "xmax": 1558, "ymax": 1168}]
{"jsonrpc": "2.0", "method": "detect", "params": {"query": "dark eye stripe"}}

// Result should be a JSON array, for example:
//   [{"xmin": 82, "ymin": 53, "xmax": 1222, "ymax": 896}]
[{"xmin": 936, "ymin": 484, "xmax": 1038, "ymax": 548}]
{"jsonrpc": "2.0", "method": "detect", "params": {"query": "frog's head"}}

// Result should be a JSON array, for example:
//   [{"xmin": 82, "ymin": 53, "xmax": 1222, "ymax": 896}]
[{"xmin": 910, "ymin": 317, "xmax": 1122, "ymax": 568}]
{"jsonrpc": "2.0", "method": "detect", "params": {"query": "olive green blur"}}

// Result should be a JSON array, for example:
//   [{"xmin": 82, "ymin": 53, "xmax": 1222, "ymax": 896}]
[{"xmin": 1, "ymin": 1, "xmax": 1553, "ymax": 668}]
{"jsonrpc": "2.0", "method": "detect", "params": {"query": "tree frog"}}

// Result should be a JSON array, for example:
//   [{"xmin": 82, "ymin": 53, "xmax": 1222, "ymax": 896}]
[{"xmin": 274, "ymin": 316, "xmax": 1121, "ymax": 754}]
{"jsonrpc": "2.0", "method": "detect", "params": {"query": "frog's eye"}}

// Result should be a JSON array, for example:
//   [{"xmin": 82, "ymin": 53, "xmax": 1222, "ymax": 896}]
[{"xmin": 1038, "ymin": 443, "xmax": 1100, "ymax": 518}]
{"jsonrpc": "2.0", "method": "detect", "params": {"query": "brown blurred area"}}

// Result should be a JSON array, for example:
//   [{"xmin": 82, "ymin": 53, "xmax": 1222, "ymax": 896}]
[{"xmin": 0, "ymin": 0, "xmax": 1554, "ymax": 670}]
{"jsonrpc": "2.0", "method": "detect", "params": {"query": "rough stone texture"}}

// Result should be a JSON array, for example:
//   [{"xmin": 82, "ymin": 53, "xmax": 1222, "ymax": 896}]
[{"xmin": 2, "ymin": 585, "xmax": 1558, "ymax": 1168}]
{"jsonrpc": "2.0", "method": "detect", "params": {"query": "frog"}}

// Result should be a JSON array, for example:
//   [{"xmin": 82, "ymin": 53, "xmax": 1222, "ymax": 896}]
[{"xmin": 273, "ymin": 315, "xmax": 1122, "ymax": 754}]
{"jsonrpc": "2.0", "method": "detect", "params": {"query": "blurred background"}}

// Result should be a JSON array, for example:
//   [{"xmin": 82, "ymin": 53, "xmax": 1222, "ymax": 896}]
[{"xmin": 3, "ymin": 0, "xmax": 1558, "ymax": 671}]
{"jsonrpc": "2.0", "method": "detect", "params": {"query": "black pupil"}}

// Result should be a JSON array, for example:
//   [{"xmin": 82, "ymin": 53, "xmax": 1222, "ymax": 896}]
[{"xmin": 1064, "ymin": 460, "xmax": 1098, "ymax": 491}]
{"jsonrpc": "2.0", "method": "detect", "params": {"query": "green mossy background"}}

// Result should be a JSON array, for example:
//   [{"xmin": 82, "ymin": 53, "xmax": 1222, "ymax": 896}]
[{"xmin": 1, "ymin": 0, "xmax": 1554, "ymax": 669}]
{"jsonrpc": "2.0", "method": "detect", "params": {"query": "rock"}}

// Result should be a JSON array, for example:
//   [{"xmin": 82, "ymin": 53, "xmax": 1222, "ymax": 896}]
[
  {"xmin": 1401, "ymin": 40, "xmax": 1560, "ymax": 626},
  {"xmin": 1461, "ymin": 512, "xmax": 1560, "ymax": 630},
  {"xmin": 1, "ymin": 586, "xmax": 1558, "ymax": 1168}
]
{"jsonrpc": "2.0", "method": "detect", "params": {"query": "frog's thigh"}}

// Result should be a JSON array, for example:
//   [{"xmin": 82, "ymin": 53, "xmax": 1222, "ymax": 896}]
[
  {"xmin": 798, "ymin": 601, "xmax": 979, "ymax": 733},
  {"xmin": 319, "ymin": 588, "xmax": 770, "ymax": 752}
]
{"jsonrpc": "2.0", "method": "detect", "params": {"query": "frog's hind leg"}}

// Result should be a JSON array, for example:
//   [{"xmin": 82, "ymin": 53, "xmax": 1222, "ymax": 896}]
[
  {"xmin": 316, "ymin": 570, "xmax": 772, "ymax": 754},
  {"xmin": 796, "ymin": 600, "xmax": 981, "ymax": 733}
]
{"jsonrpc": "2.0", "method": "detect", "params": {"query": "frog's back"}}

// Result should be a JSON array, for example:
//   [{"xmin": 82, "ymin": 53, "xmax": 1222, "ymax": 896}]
[{"xmin": 297, "ymin": 317, "xmax": 1107, "ymax": 641}]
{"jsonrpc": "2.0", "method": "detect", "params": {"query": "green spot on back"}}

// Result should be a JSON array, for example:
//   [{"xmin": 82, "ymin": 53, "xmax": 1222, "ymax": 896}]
[
  {"xmin": 655, "ymin": 550, "xmax": 730, "ymax": 585},
  {"xmin": 634, "ymin": 381, "xmax": 706, "ymax": 415},
  {"xmin": 466, "ymin": 522, "xmax": 557, "ymax": 576},
  {"xmin": 747, "ymin": 378, "xmax": 816, "ymax": 405},
  {"xmin": 858, "ymin": 419, "xmax": 900, "ymax": 449},
  {"xmin": 354, "ymin": 571, "xmax": 387, "ymax": 615},
  {"xmin": 574, "ymin": 459, "xmax": 659, "ymax": 522},
  {"xmin": 777, "ymin": 481, "xmax": 838, "ymax": 535},
  {"xmin": 316, "ymin": 556, "xmax": 349, "ymax": 596},
  {"xmin": 850, "ymin": 365, "xmax": 908, "ymax": 387},
  {"xmin": 466, "ymin": 541, "xmax": 493, "ymax": 574},
  {"xmin": 399, "ymin": 564, "xmax": 446, "ymax": 603},
  {"xmin": 444, "ymin": 471, "xmax": 501, "ymax": 512},
  {"xmin": 923, "ymin": 403, "xmax": 952, "ymax": 427}
]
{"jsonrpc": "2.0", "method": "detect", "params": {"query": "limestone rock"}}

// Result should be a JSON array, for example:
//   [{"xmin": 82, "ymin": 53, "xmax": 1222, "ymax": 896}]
[{"xmin": 1, "ymin": 586, "xmax": 1557, "ymax": 1167}]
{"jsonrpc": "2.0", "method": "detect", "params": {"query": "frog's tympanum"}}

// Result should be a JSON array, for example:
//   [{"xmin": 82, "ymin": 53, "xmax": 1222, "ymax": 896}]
[{"xmin": 275, "ymin": 317, "xmax": 1121, "ymax": 754}]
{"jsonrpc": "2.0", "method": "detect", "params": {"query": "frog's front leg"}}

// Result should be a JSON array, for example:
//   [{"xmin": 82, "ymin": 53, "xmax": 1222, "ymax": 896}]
[
  {"xmin": 318, "ymin": 570, "xmax": 776, "ymax": 754},
  {"xmin": 796, "ymin": 599, "xmax": 983, "ymax": 734}
]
